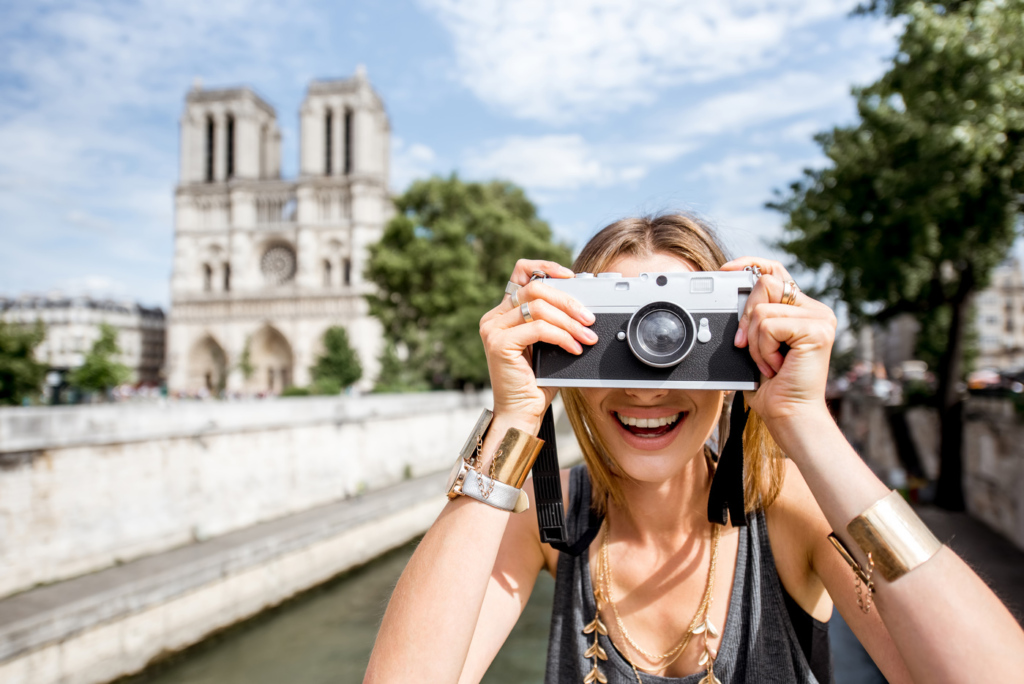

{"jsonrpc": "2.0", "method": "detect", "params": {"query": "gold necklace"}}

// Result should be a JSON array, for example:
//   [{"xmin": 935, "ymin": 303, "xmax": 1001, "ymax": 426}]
[{"xmin": 582, "ymin": 519, "xmax": 723, "ymax": 684}]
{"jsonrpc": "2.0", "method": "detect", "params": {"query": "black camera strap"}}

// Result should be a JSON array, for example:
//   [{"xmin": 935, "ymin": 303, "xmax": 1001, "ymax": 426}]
[
  {"xmin": 531, "ymin": 406, "xmax": 602, "ymax": 556},
  {"xmin": 707, "ymin": 390, "xmax": 749, "ymax": 527},
  {"xmin": 531, "ymin": 392, "xmax": 750, "ymax": 556}
]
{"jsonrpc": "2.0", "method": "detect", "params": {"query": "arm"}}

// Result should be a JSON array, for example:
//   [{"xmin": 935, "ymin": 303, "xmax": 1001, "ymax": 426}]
[
  {"xmin": 728, "ymin": 256, "xmax": 1024, "ymax": 683},
  {"xmin": 778, "ymin": 413, "xmax": 1023, "ymax": 684},
  {"xmin": 365, "ymin": 260, "xmax": 595, "ymax": 683}
]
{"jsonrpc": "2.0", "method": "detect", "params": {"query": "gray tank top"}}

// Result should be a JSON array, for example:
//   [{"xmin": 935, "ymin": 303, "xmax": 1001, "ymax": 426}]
[{"xmin": 545, "ymin": 465, "xmax": 825, "ymax": 684}]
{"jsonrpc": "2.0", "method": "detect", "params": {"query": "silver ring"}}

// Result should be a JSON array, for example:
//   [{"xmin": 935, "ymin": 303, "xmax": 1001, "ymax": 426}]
[
  {"xmin": 521, "ymin": 302, "xmax": 534, "ymax": 323},
  {"xmin": 510, "ymin": 289, "xmax": 520, "ymax": 307},
  {"xmin": 782, "ymin": 280, "xmax": 800, "ymax": 305},
  {"xmin": 505, "ymin": 281, "xmax": 521, "ymax": 296},
  {"xmin": 530, "ymin": 270, "xmax": 547, "ymax": 282}
]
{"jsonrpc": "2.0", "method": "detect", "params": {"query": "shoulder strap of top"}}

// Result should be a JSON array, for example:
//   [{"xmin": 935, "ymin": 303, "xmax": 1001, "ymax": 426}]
[{"xmin": 561, "ymin": 465, "xmax": 603, "ymax": 557}]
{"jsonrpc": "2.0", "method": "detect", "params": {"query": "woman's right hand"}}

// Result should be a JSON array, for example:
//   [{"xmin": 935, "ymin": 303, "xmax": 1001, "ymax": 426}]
[{"xmin": 479, "ymin": 259, "xmax": 599, "ymax": 423}]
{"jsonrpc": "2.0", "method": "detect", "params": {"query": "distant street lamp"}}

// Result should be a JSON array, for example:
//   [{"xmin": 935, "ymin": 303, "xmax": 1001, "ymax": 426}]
[{"xmin": 46, "ymin": 370, "xmax": 62, "ymax": 406}]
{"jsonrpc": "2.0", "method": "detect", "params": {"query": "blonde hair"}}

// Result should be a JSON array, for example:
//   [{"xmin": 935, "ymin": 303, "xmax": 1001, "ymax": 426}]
[{"xmin": 561, "ymin": 214, "xmax": 786, "ymax": 516}]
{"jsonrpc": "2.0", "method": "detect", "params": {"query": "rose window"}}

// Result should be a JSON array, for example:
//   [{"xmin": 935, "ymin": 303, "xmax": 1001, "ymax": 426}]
[{"xmin": 261, "ymin": 245, "xmax": 297, "ymax": 284}]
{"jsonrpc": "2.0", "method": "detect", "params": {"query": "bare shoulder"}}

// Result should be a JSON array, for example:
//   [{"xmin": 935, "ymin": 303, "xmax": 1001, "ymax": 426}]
[
  {"xmin": 764, "ymin": 459, "xmax": 834, "ymax": 620},
  {"xmin": 512, "ymin": 467, "xmax": 575, "ymax": 577}
]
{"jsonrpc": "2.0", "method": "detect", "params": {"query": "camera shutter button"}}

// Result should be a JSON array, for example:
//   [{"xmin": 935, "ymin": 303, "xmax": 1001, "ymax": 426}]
[{"xmin": 697, "ymin": 318, "xmax": 712, "ymax": 343}]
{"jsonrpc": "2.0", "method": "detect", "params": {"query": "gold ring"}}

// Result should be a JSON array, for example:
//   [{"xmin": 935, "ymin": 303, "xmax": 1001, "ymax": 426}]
[
  {"xmin": 521, "ymin": 302, "xmax": 534, "ymax": 323},
  {"xmin": 782, "ymin": 280, "xmax": 799, "ymax": 305},
  {"xmin": 510, "ymin": 289, "xmax": 520, "ymax": 307}
]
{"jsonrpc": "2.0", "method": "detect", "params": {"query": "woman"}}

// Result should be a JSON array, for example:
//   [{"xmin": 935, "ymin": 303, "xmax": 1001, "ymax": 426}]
[{"xmin": 365, "ymin": 214, "xmax": 1024, "ymax": 683}]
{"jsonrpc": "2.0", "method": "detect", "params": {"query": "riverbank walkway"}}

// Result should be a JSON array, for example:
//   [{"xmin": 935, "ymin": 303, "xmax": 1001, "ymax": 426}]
[{"xmin": 0, "ymin": 473, "xmax": 449, "ymax": 684}]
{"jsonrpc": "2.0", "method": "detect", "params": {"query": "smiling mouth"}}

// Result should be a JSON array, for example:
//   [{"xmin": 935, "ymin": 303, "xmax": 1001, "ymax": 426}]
[{"xmin": 613, "ymin": 411, "xmax": 684, "ymax": 438}]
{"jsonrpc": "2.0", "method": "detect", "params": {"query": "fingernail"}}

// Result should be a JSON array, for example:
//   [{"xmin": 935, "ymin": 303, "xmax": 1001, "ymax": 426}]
[
  {"xmin": 574, "ymin": 341, "xmax": 584, "ymax": 355},
  {"xmin": 562, "ymin": 267, "xmax": 575, "ymax": 276},
  {"xmin": 580, "ymin": 307, "xmax": 595, "ymax": 324},
  {"xmin": 758, "ymin": 363, "xmax": 770, "ymax": 378},
  {"xmin": 734, "ymin": 328, "xmax": 743, "ymax": 346},
  {"xmin": 582, "ymin": 328, "xmax": 598, "ymax": 343}
]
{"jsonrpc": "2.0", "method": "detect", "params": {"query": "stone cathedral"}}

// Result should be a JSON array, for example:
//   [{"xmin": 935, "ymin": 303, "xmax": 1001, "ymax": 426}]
[{"xmin": 167, "ymin": 68, "xmax": 390, "ymax": 394}]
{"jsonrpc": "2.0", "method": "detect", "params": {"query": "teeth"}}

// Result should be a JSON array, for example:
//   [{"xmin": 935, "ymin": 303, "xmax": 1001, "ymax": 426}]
[{"xmin": 616, "ymin": 412, "xmax": 680, "ymax": 428}]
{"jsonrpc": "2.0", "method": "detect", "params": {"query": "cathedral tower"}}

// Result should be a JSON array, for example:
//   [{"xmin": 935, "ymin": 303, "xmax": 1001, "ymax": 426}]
[{"xmin": 167, "ymin": 70, "xmax": 389, "ymax": 394}]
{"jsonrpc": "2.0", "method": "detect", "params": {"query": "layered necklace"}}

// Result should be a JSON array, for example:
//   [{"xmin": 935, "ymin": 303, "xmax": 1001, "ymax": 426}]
[{"xmin": 583, "ymin": 519, "xmax": 723, "ymax": 684}]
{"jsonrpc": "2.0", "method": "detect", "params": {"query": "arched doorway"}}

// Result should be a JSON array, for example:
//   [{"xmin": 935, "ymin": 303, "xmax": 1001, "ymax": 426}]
[
  {"xmin": 187, "ymin": 335, "xmax": 227, "ymax": 392},
  {"xmin": 250, "ymin": 325, "xmax": 294, "ymax": 393}
]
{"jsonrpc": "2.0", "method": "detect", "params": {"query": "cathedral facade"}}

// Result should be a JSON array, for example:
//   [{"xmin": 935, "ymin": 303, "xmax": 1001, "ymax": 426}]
[{"xmin": 166, "ymin": 69, "xmax": 390, "ymax": 394}]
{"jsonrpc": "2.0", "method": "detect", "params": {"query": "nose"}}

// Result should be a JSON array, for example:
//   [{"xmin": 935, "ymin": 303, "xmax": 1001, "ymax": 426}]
[{"xmin": 623, "ymin": 386, "xmax": 669, "ymax": 403}]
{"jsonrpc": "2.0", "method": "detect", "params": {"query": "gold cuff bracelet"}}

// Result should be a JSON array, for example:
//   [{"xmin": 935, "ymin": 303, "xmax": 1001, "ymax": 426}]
[
  {"xmin": 490, "ymin": 427, "xmax": 544, "ymax": 489},
  {"xmin": 846, "ymin": 490, "xmax": 943, "ymax": 583}
]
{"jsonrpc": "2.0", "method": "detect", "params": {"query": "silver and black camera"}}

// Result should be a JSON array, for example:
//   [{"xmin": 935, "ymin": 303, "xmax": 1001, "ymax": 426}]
[{"xmin": 532, "ymin": 270, "xmax": 759, "ymax": 390}]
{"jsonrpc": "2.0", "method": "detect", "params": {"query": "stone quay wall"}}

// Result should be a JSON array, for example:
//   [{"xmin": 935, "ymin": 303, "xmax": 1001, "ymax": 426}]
[
  {"xmin": 838, "ymin": 393, "xmax": 1024, "ymax": 551},
  {"xmin": 963, "ymin": 397, "xmax": 1024, "ymax": 550},
  {"xmin": 0, "ymin": 392, "xmax": 490, "ymax": 599}
]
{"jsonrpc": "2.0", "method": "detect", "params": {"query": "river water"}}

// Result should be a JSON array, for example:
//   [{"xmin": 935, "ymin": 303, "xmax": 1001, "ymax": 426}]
[
  {"xmin": 126, "ymin": 539, "xmax": 554, "ymax": 684},
  {"xmin": 126, "ymin": 538, "xmax": 882, "ymax": 684}
]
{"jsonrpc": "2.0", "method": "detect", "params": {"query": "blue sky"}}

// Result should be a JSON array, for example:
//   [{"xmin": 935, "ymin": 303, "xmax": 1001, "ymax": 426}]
[{"xmin": 0, "ymin": 0, "xmax": 907, "ymax": 308}]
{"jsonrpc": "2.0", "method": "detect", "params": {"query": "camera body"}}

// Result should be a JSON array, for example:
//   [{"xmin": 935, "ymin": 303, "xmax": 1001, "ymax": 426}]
[{"xmin": 532, "ymin": 270, "xmax": 759, "ymax": 390}]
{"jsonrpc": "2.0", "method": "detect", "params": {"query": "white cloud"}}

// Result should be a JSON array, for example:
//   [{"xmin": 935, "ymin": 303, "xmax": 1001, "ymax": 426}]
[
  {"xmin": 391, "ymin": 137, "xmax": 441, "ymax": 191},
  {"xmin": 463, "ymin": 134, "xmax": 649, "ymax": 193},
  {"xmin": 420, "ymin": 0, "xmax": 867, "ymax": 123},
  {"xmin": 692, "ymin": 153, "xmax": 781, "ymax": 183},
  {"xmin": 54, "ymin": 275, "xmax": 132, "ymax": 300},
  {"xmin": 669, "ymin": 71, "xmax": 855, "ymax": 142},
  {"xmin": 0, "ymin": 0, "xmax": 321, "ymax": 306},
  {"xmin": 688, "ymin": 150, "xmax": 825, "ymax": 260}
]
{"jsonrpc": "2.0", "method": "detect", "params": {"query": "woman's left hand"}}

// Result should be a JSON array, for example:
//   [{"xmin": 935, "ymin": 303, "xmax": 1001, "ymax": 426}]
[{"xmin": 720, "ymin": 257, "xmax": 838, "ymax": 429}]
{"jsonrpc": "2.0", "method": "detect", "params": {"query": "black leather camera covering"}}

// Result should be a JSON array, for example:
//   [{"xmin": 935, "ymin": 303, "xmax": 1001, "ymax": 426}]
[{"xmin": 533, "ymin": 311, "xmax": 757, "ymax": 385}]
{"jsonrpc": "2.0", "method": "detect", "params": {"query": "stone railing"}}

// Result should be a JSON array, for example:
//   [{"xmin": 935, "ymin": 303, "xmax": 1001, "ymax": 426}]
[{"xmin": 0, "ymin": 392, "xmax": 492, "ymax": 598}]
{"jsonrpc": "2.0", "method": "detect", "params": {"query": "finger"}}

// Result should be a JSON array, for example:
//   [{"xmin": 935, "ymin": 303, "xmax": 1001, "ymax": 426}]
[
  {"xmin": 748, "ymin": 303, "xmax": 832, "ymax": 375},
  {"xmin": 498, "ymin": 319, "xmax": 584, "ymax": 356},
  {"xmin": 749, "ymin": 307, "xmax": 788, "ymax": 376},
  {"xmin": 735, "ymin": 274, "xmax": 781, "ymax": 348},
  {"xmin": 495, "ymin": 297, "xmax": 598, "ymax": 347},
  {"xmin": 744, "ymin": 303, "xmax": 772, "ymax": 378},
  {"xmin": 735, "ymin": 273, "xmax": 827, "ymax": 347},
  {"xmin": 508, "ymin": 259, "xmax": 574, "ymax": 288},
  {"xmin": 721, "ymin": 256, "xmax": 794, "ymax": 283},
  {"xmin": 499, "ymin": 281, "xmax": 596, "ymax": 327}
]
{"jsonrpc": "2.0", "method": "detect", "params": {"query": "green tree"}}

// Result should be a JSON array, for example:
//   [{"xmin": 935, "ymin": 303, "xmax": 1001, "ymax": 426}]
[
  {"xmin": 770, "ymin": 0, "xmax": 1024, "ymax": 508},
  {"xmin": 0, "ymin": 321, "xmax": 47, "ymax": 406},
  {"xmin": 237, "ymin": 336, "xmax": 255, "ymax": 381},
  {"xmin": 310, "ymin": 326, "xmax": 362, "ymax": 391},
  {"xmin": 366, "ymin": 174, "xmax": 572, "ymax": 389},
  {"xmin": 373, "ymin": 343, "xmax": 430, "ymax": 393},
  {"xmin": 69, "ymin": 324, "xmax": 132, "ymax": 397}
]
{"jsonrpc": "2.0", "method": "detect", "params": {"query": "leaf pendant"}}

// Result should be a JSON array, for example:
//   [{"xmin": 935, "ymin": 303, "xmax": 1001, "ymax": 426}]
[
  {"xmin": 698, "ymin": 673, "xmax": 722, "ymax": 684},
  {"xmin": 699, "ymin": 650, "xmax": 709, "ymax": 666},
  {"xmin": 693, "ymin": 617, "xmax": 720, "ymax": 638},
  {"xmin": 584, "ymin": 664, "xmax": 608, "ymax": 684},
  {"xmin": 583, "ymin": 617, "xmax": 608, "ymax": 635},
  {"xmin": 585, "ymin": 641, "xmax": 608, "ymax": 660}
]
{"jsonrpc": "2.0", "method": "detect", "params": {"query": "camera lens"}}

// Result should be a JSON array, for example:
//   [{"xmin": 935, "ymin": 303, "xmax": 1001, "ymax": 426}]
[
  {"xmin": 626, "ymin": 302, "xmax": 696, "ymax": 368},
  {"xmin": 638, "ymin": 310, "xmax": 685, "ymax": 356}
]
